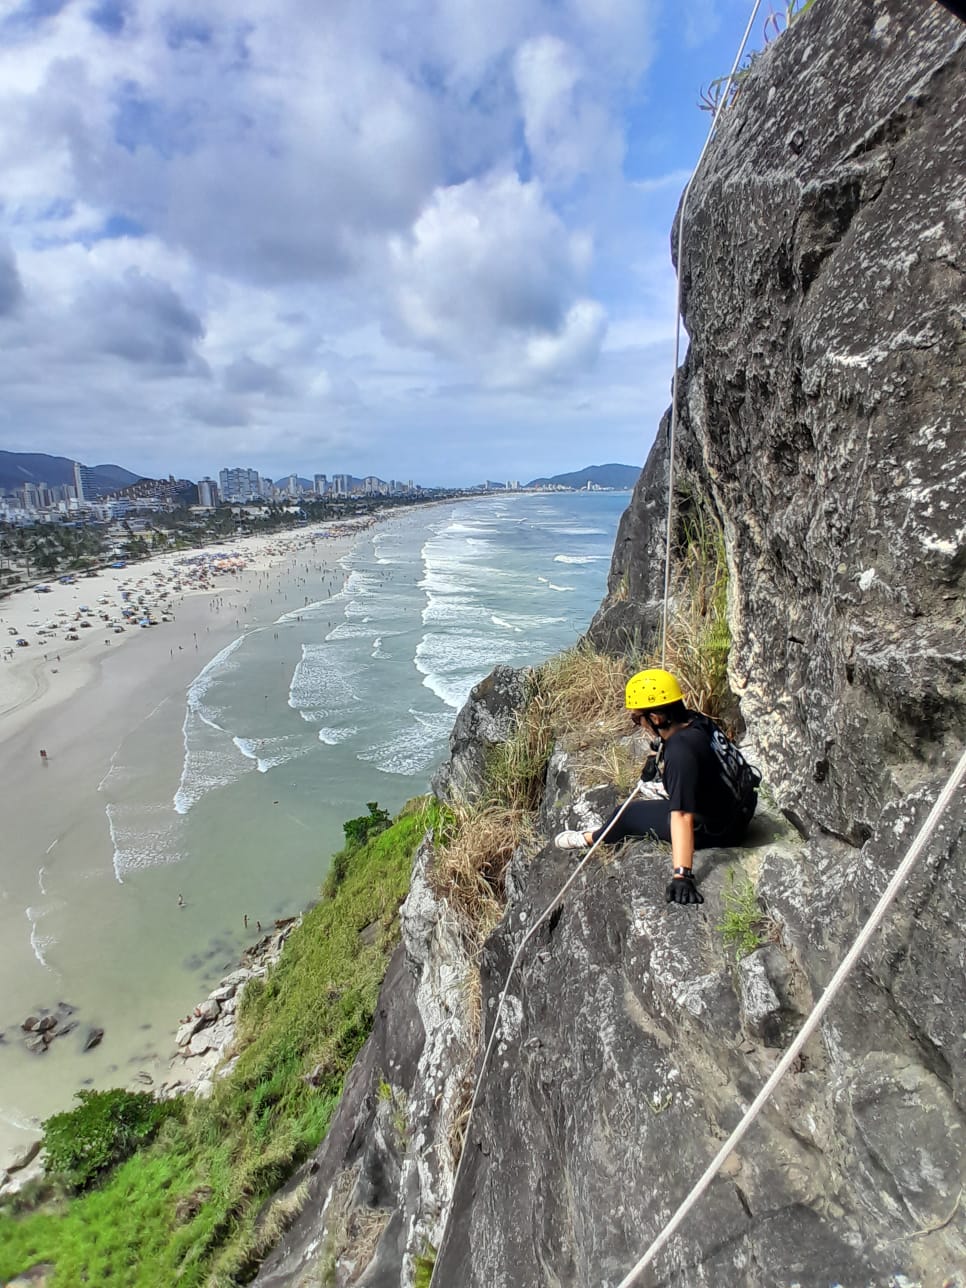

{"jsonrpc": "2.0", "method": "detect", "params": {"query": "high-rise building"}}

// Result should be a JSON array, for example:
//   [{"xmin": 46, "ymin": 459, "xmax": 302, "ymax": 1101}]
[
  {"xmin": 73, "ymin": 461, "xmax": 104, "ymax": 503},
  {"xmin": 218, "ymin": 467, "xmax": 261, "ymax": 501},
  {"xmin": 197, "ymin": 478, "xmax": 219, "ymax": 507},
  {"xmin": 313, "ymin": 474, "xmax": 328, "ymax": 495},
  {"xmin": 331, "ymin": 474, "xmax": 349, "ymax": 495}
]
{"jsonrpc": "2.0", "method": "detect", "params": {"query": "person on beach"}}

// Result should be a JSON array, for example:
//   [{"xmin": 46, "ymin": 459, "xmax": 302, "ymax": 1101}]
[{"xmin": 554, "ymin": 669, "xmax": 760, "ymax": 907}]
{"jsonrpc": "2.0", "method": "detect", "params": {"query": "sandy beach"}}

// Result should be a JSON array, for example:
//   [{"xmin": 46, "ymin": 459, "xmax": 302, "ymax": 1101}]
[
  {"xmin": 0, "ymin": 525, "xmax": 366, "ymax": 742},
  {"xmin": 0, "ymin": 521, "xmax": 370, "ymax": 1165}
]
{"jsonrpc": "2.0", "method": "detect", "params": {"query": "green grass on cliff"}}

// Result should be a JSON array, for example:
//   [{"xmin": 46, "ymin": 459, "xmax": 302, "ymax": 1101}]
[{"xmin": 0, "ymin": 799, "xmax": 435, "ymax": 1288}]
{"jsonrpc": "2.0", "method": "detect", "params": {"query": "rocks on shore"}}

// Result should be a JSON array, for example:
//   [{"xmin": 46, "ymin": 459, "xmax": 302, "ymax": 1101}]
[
  {"xmin": 1, "ymin": 920, "xmax": 301, "ymax": 1203},
  {"xmin": 159, "ymin": 919, "xmax": 298, "ymax": 1102},
  {"xmin": 16, "ymin": 1003, "xmax": 82, "ymax": 1055},
  {"xmin": 0, "ymin": 1139, "xmax": 44, "ymax": 1202}
]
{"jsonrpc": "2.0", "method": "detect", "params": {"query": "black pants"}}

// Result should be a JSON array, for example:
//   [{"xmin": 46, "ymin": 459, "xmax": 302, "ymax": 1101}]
[{"xmin": 590, "ymin": 800, "xmax": 736, "ymax": 849}]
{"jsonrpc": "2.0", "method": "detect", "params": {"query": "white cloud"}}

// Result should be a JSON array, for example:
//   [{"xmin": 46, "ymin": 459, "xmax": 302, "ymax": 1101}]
[
  {"xmin": 514, "ymin": 35, "xmax": 623, "ymax": 187},
  {"xmin": 75, "ymin": 267, "xmax": 207, "ymax": 372},
  {"xmin": 0, "ymin": 0, "xmax": 682, "ymax": 482},
  {"xmin": 523, "ymin": 299, "xmax": 607, "ymax": 383},
  {"xmin": 387, "ymin": 171, "xmax": 606, "ymax": 385},
  {"xmin": 632, "ymin": 167, "xmax": 693, "ymax": 195}
]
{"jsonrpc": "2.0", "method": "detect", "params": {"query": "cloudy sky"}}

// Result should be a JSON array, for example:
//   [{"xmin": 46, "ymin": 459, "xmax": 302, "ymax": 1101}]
[{"xmin": 0, "ymin": 0, "xmax": 764, "ymax": 486}]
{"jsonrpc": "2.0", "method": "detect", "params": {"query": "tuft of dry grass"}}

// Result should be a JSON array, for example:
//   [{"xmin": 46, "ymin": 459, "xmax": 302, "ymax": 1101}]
[
  {"xmin": 535, "ymin": 644, "xmax": 636, "ymax": 747},
  {"xmin": 314, "ymin": 1166, "xmax": 390, "ymax": 1287},
  {"xmin": 461, "ymin": 962, "xmax": 483, "ymax": 1051},
  {"xmin": 482, "ymin": 695, "xmax": 555, "ymax": 814},
  {"xmin": 576, "ymin": 738, "xmax": 642, "ymax": 793},
  {"xmin": 429, "ymin": 802, "xmax": 529, "ymax": 948},
  {"xmin": 446, "ymin": 1075, "xmax": 475, "ymax": 1172}
]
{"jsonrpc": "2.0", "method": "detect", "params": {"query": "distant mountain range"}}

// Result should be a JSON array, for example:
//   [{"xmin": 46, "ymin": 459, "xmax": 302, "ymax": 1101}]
[
  {"xmin": 526, "ymin": 463, "xmax": 640, "ymax": 490},
  {"xmin": 0, "ymin": 451, "xmax": 142, "ymax": 494}
]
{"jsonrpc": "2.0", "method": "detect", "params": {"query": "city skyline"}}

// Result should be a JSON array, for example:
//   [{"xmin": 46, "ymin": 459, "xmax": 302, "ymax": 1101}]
[{"xmin": 2, "ymin": 446, "xmax": 628, "ymax": 524}]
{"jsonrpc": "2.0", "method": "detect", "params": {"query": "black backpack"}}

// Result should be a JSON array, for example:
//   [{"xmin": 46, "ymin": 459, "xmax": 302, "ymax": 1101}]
[{"xmin": 689, "ymin": 712, "xmax": 762, "ymax": 826}]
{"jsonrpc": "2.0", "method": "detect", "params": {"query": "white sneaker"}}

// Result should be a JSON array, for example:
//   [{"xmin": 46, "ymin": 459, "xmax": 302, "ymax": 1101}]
[{"xmin": 554, "ymin": 829, "xmax": 590, "ymax": 850}]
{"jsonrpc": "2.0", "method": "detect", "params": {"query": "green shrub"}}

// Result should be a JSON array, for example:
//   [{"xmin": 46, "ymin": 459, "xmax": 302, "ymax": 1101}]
[
  {"xmin": 42, "ymin": 1089, "xmax": 178, "ymax": 1192},
  {"xmin": 325, "ymin": 803, "xmax": 393, "ymax": 896},
  {"xmin": 717, "ymin": 872, "xmax": 766, "ymax": 962},
  {"xmin": 343, "ymin": 802, "xmax": 391, "ymax": 849}
]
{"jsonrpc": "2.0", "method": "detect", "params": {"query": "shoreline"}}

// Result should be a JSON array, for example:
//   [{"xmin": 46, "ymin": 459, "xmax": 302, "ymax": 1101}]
[
  {"xmin": 0, "ymin": 522, "xmax": 373, "ymax": 743},
  {"xmin": 0, "ymin": 916, "xmax": 300, "ymax": 1199},
  {"xmin": 0, "ymin": 520, "xmax": 375, "ymax": 1168},
  {"xmin": 0, "ymin": 490, "xmax": 612, "ymax": 1169}
]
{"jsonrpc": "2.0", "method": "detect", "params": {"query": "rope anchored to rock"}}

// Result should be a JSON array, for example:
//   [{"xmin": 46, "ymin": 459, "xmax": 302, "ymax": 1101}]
[
  {"xmin": 614, "ymin": 743, "xmax": 966, "ymax": 1288},
  {"xmin": 426, "ymin": 781, "xmax": 645, "ymax": 1288}
]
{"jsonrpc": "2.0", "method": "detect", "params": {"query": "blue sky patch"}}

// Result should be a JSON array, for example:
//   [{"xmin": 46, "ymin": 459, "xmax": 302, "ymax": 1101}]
[
  {"xmin": 88, "ymin": 0, "xmax": 129, "ymax": 36},
  {"xmin": 100, "ymin": 213, "xmax": 146, "ymax": 240},
  {"xmin": 2, "ymin": 0, "xmax": 69, "ymax": 38},
  {"xmin": 165, "ymin": 16, "xmax": 212, "ymax": 49},
  {"xmin": 112, "ymin": 82, "xmax": 203, "ymax": 157}
]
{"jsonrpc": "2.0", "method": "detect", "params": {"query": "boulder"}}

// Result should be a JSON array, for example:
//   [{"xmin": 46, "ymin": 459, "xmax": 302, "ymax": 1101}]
[
  {"xmin": 195, "ymin": 998, "xmax": 220, "ymax": 1023},
  {"xmin": 736, "ymin": 947, "xmax": 784, "ymax": 1045},
  {"xmin": 219, "ymin": 968, "xmax": 253, "ymax": 990},
  {"xmin": 82, "ymin": 1027, "xmax": 104, "ymax": 1052},
  {"xmin": 4, "ymin": 1140, "xmax": 41, "ymax": 1174},
  {"xmin": 188, "ymin": 1030, "xmax": 212, "ymax": 1057},
  {"xmin": 3, "ymin": 1263, "xmax": 55, "ymax": 1287},
  {"xmin": 21, "ymin": 1016, "xmax": 40, "ymax": 1032},
  {"xmin": 431, "ymin": 665, "xmax": 532, "ymax": 804},
  {"xmin": 176, "ymin": 1018, "xmax": 202, "ymax": 1047}
]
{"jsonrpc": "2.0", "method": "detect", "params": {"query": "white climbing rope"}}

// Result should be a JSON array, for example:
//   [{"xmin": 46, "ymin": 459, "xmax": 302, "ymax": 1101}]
[
  {"xmin": 614, "ymin": 743, "xmax": 966, "ymax": 1288},
  {"xmin": 427, "ymin": 781, "xmax": 646, "ymax": 1287},
  {"xmin": 660, "ymin": 0, "xmax": 763, "ymax": 669}
]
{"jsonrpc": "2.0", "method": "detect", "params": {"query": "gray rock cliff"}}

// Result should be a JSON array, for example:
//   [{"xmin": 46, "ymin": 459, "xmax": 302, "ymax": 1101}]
[{"xmin": 255, "ymin": 1, "xmax": 966, "ymax": 1283}]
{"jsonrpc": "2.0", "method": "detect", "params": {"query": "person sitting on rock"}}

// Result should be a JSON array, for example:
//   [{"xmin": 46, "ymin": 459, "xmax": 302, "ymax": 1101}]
[{"xmin": 554, "ymin": 668, "xmax": 760, "ymax": 906}]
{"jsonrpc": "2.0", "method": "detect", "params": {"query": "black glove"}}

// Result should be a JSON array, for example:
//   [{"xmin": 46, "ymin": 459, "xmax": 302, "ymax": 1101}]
[
  {"xmin": 640, "ymin": 742, "xmax": 661, "ymax": 783},
  {"xmin": 666, "ymin": 873, "xmax": 704, "ymax": 905}
]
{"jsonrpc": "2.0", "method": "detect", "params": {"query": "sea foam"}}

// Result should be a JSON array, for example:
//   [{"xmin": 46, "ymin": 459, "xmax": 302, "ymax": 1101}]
[{"xmin": 173, "ymin": 635, "xmax": 248, "ymax": 815}]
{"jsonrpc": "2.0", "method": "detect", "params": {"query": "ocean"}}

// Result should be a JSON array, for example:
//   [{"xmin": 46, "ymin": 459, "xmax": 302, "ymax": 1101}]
[{"xmin": 0, "ymin": 490, "xmax": 627, "ymax": 1154}]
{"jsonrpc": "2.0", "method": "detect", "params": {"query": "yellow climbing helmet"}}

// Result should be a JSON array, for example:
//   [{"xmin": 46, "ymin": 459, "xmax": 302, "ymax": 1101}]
[{"xmin": 625, "ymin": 668, "xmax": 684, "ymax": 711}]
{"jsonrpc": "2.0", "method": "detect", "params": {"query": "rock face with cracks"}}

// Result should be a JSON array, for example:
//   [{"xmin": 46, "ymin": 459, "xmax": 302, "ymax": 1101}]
[{"xmin": 256, "ymin": 2, "xmax": 966, "ymax": 1284}]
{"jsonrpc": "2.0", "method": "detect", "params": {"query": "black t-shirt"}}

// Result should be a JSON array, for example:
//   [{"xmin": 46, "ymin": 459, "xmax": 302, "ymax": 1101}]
[{"xmin": 661, "ymin": 716, "xmax": 742, "ymax": 838}]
